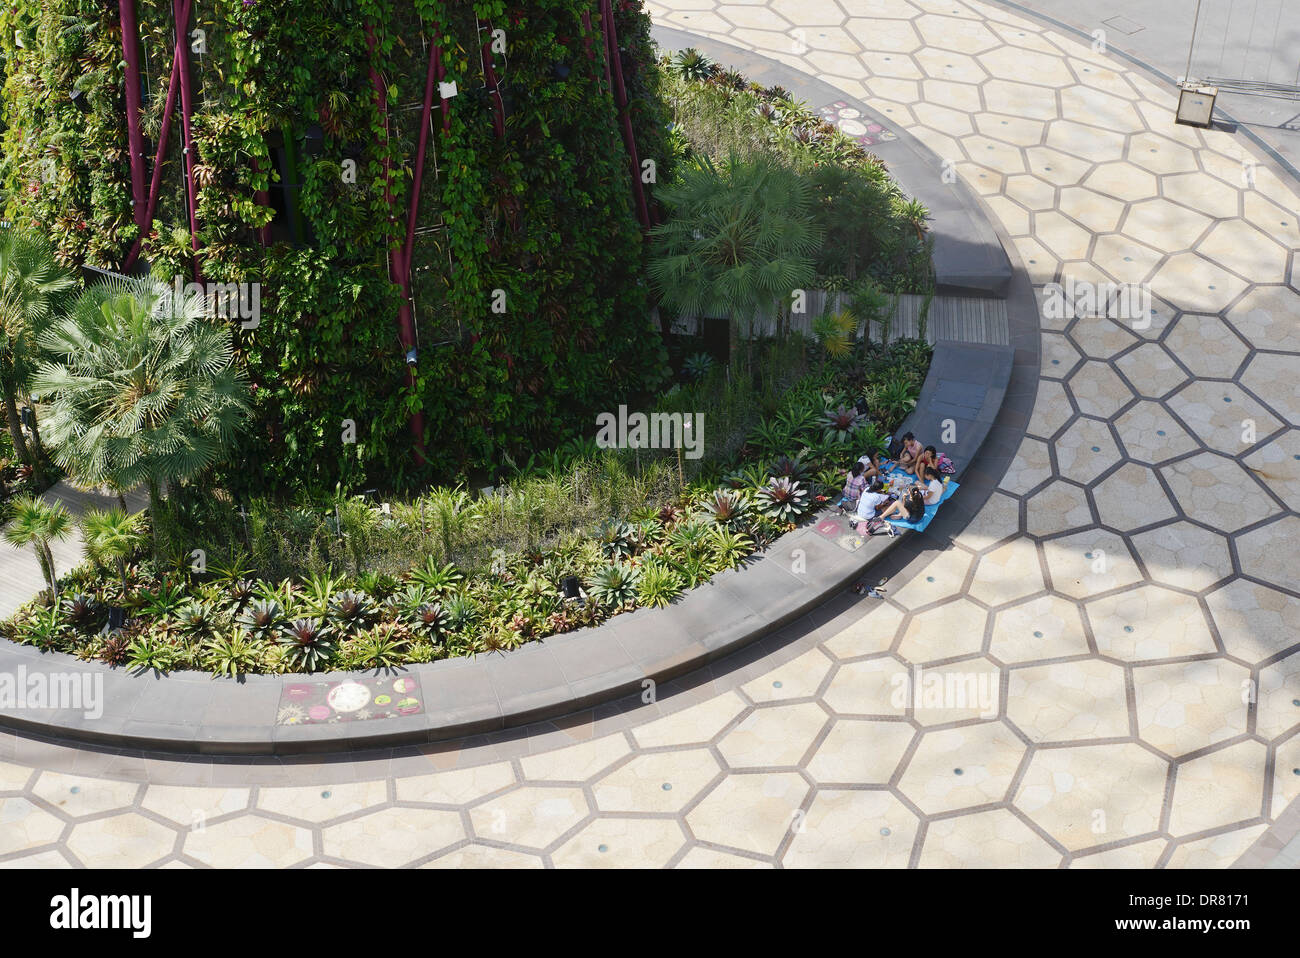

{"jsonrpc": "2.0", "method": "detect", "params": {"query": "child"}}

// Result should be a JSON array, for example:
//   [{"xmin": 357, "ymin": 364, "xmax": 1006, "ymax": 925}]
[
  {"xmin": 873, "ymin": 484, "xmax": 927, "ymax": 537},
  {"xmin": 853, "ymin": 478, "xmax": 893, "ymax": 534},
  {"xmin": 836, "ymin": 461, "xmax": 868, "ymax": 514},
  {"xmin": 907, "ymin": 444, "xmax": 938, "ymax": 478},
  {"xmin": 857, "ymin": 449, "xmax": 889, "ymax": 481}
]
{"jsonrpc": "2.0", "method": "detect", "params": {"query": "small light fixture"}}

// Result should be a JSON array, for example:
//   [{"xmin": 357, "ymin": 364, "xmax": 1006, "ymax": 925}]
[
  {"xmin": 70, "ymin": 87, "xmax": 90, "ymax": 114},
  {"xmin": 551, "ymin": 62, "xmax": 570, "ymax": 80},
  {"xmin": 302, "ymin": 123, "xmax": 325, "ymax": 158},
  {"xmin": 1175, "ymin": 81, "xmax": 1217, "ymax": 128},
  {"xmin": 405, "ymin": 347, "xmax": 418, "ymax": 366}
]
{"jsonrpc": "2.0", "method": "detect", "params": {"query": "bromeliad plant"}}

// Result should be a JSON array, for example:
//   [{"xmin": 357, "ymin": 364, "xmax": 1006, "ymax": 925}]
[{"xmin": 755, "ymin": 477, "xmax": 812, "ymax": 523}]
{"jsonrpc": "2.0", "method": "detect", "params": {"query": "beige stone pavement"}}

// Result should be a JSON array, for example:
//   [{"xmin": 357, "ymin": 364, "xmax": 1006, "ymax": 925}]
[{"xmin": 0, "ymin": 0, "xmax": 1298, "ymax": 867}]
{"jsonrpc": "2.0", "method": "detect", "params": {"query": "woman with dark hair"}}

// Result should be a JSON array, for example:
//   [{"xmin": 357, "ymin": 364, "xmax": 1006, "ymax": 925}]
[
  {"xmin": 907, "ymin": 444, "xmax": 938, "ymax": 478},
  {"xmin": 896, "ymin": 432, "xmax": 923, "ymax": 470},
  {"xmin": 872, "ymin": 484, "xmax": 926, "ymax": 537}
]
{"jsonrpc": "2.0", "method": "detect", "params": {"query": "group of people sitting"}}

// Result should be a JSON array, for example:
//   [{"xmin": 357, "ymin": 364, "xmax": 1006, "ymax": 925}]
[{"xmin": 834, "ymin": 432, "xmax": 949, "ymax": 538}]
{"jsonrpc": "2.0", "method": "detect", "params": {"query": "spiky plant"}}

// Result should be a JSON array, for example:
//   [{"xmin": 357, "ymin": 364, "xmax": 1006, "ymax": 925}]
[
  {"xmin": 408, "ymin": 601, "xmax": 444, "ymax": 638},
  {"xmin": 276, "ymin": 618, "xmax": 338, "ymax": 672},
  {"xmin": 3, "ymin": 495, "xmax": 73, "ymax": 595},
  {"xmin": 820, "ymin": 404, "xmax": 860, "ymax": 444},
  {"xmin": 682, "ymin": 351, "xmax": 714, "ymax": 382},
  {"xmin": 228, "ymin": 578, "xmax": 257, "ymax": 610},
  {"xmin": 755, "ymin": 476, "xmax": 812, "ymax": 522},
  {"xmin": 63, "ymin": 593, "xmax": 101, "ymax": 633},
  {"xmin": 173, "ymin": 599, "xmax": 220, "ymax": 642},
  {"xmin": 597, "ymin": 519, "xmax": 638, "ymax": 561},
  {"xmin": 667, "ymin": 518, "xmax": 712, "ymax": 555},
  {"xmin": 768, "ymin": 452, "xmax": 812, "ymax": 483},
  {"xmin": 586, "ymin": 563, "xmax": 641, "ymax": 609},
  {"xmin": 440, "ymin": 595, "xmax": 477, "ymax": 634},
  {"xmin": 635, "ymin": 561, "xmax": 684, "ymax": 608},
  {"xmin": 31, "ymin": 275, "xmax": 251, "ymax": 557},
  {"xmin": 202, "ymin": 629, "xmax": 264, "ymax": 677},
  {"xmin": 328, "ymin": 589, "xmax": 378, "ymax": 633},
  {"xmin": 675, "ymin": 47, "xmax": 715, "ymax": 81},
  {"xmin": 347, "ymin": 624, "xmax": 407, "ymax": 669},
  {"xmin": 699, "ymin": 489, "xmax": 750, "ymax": 530},
  {"xmin": 708, "ymin": 527, "xmax": 755, "ymax": 570},
  {"xmin": 406, "ymin": 557, "xmax": 464, "ymax": 595},
  {"xmin": 236, "ymin": 599, "xmax": 283, "ymax": 638},
  {"xmin": 812, "ymin": 309, "xmax": 857, "ymax": 360}
]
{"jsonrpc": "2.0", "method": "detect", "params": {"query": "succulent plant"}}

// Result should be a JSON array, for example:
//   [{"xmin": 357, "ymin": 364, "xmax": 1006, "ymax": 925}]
[
  {"xmin": 699, "ymin": 489, "xmax": 750, "ymax": 530},
  {"xmin": 597, "ymin": 519, "xmax": 638, "ymax": 561},
  {"xmin": 755, "ymin": 476, "xmax": 812, "ymax": 522},
  {"xmin": 63, "ymin": 593, "xmax": 101, "ymax": 632},
  {"xmin": 768, "ymin": 452, "xmax": 812, "ymax": 483},
  {"xmin": 275, "ymin": 618, "xmax": 337, "ymax": 672},
  {"xmin": 328, "ymin": 589, "xmax": 378, "ymax": 632},
  {"xmin": 236, "ymin": 599, "xmax": 283, "ymax": 638},
  {"xmin": 820, "ymin": 404, "xmax": 859, "ymax": 444},
  {"xmin": 173, "ymin": 599, "xmax": 220, "ymax": 642},
  {"xmin": 409, "ymin": 602, "xmax": 443, "ymax": 637},
  {"xmin": 586, "ymin": 562, "xmax": 640, "ymax": 608},
  {"xmin": 228, "ymin": 578, "xmax": 257, "ymax": 609}
]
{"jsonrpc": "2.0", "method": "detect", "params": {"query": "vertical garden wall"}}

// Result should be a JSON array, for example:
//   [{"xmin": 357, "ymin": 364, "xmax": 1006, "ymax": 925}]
[{"xmin": 0, "ymin": 0, "xmax": 672, "ymax": 496}]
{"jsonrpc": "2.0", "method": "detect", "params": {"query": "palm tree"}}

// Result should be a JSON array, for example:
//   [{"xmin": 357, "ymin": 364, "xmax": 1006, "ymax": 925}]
[
  {"xmin": 31, "ymin": 275, "xmax": 251, "ymax": 556},
  {"xmin": 3, "ymin": 495, "xmax": 73, "ymax": 596},
  {"xmin": 0, "ymin": 228, "xmax": 77, "ymax": 482},
  {"xmin": 81, "ymin": 506, "xmax": 145, "ymax": 596},
  {"xmin": 647, "ymin": 153, "xmax": 822, "ymax": 372}
]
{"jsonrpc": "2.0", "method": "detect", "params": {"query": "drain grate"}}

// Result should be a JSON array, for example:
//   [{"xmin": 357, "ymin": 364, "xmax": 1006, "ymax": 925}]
[{"xmin": 1101, "ymin": 15, "xmax": 1144, "ymax": 36}]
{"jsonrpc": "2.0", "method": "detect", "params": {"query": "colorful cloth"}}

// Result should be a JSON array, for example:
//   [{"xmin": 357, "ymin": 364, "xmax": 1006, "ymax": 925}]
[{"xmin": 881, "ymin": 466, "xmax": 959, "ymax": 532}]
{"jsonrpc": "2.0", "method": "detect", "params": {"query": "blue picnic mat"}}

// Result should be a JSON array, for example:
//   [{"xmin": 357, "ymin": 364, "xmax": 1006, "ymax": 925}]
[{"xmin": 881, "ymin": 467, "xmax": 958, "ymax": 532}]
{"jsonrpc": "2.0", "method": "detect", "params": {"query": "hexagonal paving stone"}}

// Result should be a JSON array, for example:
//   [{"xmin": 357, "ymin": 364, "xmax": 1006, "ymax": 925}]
[
  {"xmin": 1113, "ymin": 399, "xmax": 1200, "ymax": 465},
  {"xmin": 518, "ymin": 732, "xmax": 631, "ymax": 782},
  {"xmin": 976, "ymin": 112, "xmax": 1047, "ymax": 147},
  {"xmin": 1243, "ymin": 429, "xmax": 1300, "ymax": 512},
  {"xmin": 1122, "ymin": 199, "xmax": 1212, "ymax": 251},
  {"xmin": 716, "ymin": 702, "xmax": 830, "ymax": 768},
  {"xmin": 319, "ymin": 805, "xmax": 467, "ymax": 863},
  {"xmin": 183, "ymin": 814, "xmax": 313, "ymax": 867},
  {"xmin": 1132, "ymin": 659, "xmax": 1251, "ymax": 757},
  {"xmin": 896, "ymin": 721, "xmax": 1026, "ymax": 815},
  {"xmin": 805, "ymin": 719, "xmax": 916, "ymax": 785},
  {"xmin": 1126, "ymin": 131, "xmax": 1198, "ymax": 174},
  {"xmin": 1024, "ymin": 145, "xmax": 1095, "ymax": 187},
  {"xmin": 1005, "ymin": 173, "xmax": 1057, "ymax": 211},
  {"xmin": 140, "ymin": 786, "xmax": 250, "ymax": 826},
  {"xmin": 1160, "ymin": 171, "xmax": 1240, "ymax": 220},
  {"xmin": 1090, "ymin": 233, "xmax": 1165, "ymax": 286},
  {"xmin": 904, "ymin": 656, "xmax": 1004, "ymax": 726},
  {"xmin": 1067, "ymin": 316, "xmax": 1140, "ymax": 360},
  {"xmin": 822, "ymin": 655, "xmax": 912, "ymax": 717},
  {"xmin": 421, "ymin": 845, "xmax": 543, "ymax": 869},
  {"xmin": 896, "ymin": 598, "xmax": 989, "ymax": 663},
  {"xmin": 1205, "ymin": 578, "xmax": 1300, "ymax": 663},
  {"xmin": 685, "ymin": 772, "xmax": 809, "ymax": 858},
  {"xmin": 592, "ymin": 748, "xmax": 720, "ymax": 813},
  {"xmin": 1149, "ymin": 252, "xmax": 1250, "ymax": 313},
  {"xmin": 1041, "ymin": 528, "xmax": 1143, "ymax": 599},
  {"xmin": 1025, "ymin": 478, "xmax": 1093, "ymax": 537},
  {"xmin": 1083, "ymin": 161, "xmax": 1158, "ymax": 202},
  {"xmin": 1055, "ymin": 416, "xmax": 1123, "ymax": 485},
  {"xmin": 1057, "ymin": 185, "xmax": 1127, "ymax": 233},
  {"xmin": 823, "ymin": 602, "xmax": 906, "ymax": 660},
  {"xmin": 1163, "ymin": 314, "xmax": 1249, "ymax": 379},
  {"xmin": 989, "ymin": 593, "xmax": 1089, "ymax": 663},
  {"xmin": 630, "ymin": 691, "xmax": 748, "ymax": 749},
  {"xmin": 1092, "ymin": 462, "xmax": 1177, "ymax": 532},
  {"xmin": 1223, "ymin": 285, "xmax": 1300, "ymax": 352},
  {"xmin": 1066, "ymin": 360, "xmax": 1137, "ymax": 419},
  {"xmin": 1199, "ymin": 219, "xmax": 1289, "ymax": 284},
  {"xmin": 915, "ymin": 12, "xmax": 1003, "ymax": 54},
  {"xmin": 966, "ymin": 538, "xmax": 1046, "ymax": 606},
  {"xmin": 784, "ymin": 790, "xmax": 919, "ymax": 868},
  {"xmin": 1256, "ymin": 650, "xmax": 1300, "ymax": 740},
  {"xmin": 1015, "ymin": 743, "xmax": 1169, "ymax": 851},
  {"xmin": 1160, "ymin": 451, "xmax": 1281, "ymax": 534},
  {"xmin": 1166, "ymin": 825, "xmax": 1270, "ymax": 868},
  {"xmin": 918, "ymin": 808, "xmax": 1062, "ymax": 868},
  {"xmin": 1045, "ymin": 119, "xmax": 1126, "ymax": 164},
  {"xmin": 1034, "ymin": 210, "xmax": 1094, "ymax": 261},
  {"xmin": 958, "ymin": 490, "xmax": 1024, "ymax": 553},
  {"xmin": 1170, "ymin": 380, "xmax": 1283, "ymax": 454},
  {"xmin": 844, "ymin": 17, "xmax": 923, "ymax": 53},
  {"xmin": 552, "ymin": 818, "xmax": 686, "ymax": 868},
  {"xmin": 29, "ymin": 772, "xmax": 139, "ymax": 819},
  {"xmin": 916, "ymin": 48, "xmax": 989, "ymax": 85},
  {"xmin": 1007, "ymin": 658, "xmax": 1129, "ymax": 742},
  {"xmin": 1026, "ymin": 379, "xmax": 1075, "ymax": 439},
  {"xmin": 1059, "ymin": 84, "xmax": 1141, "ymax": 132},
  {"xmin": 1168, "ymin": 741, "xmax": 1268, "ymax": 837},
  {"xmin": 890, "ymin": 544, "xmax": 976, "ymax": 612},
  {"xmin": 1001, "ymin": 434, "xmax": 1055, "ymax": 494},
  {"xmin": 0, "ymin": 798, "xmax": 66, "ymax": 852},
  {"xmin": 64, "ymin": 813, "xmax": 176, "ymax": 868},
  {"xmin": 979, "ymin": 45, "xmax": 1075, "ymax": 87},
  {"xmin": 983, "ymin": 78, "xmax": 1062, "ymax": 120},
  {"xmin": 392, "ymin": 761, "xmax": 516, "ymax": 806},
  {"xmin": 1272, "ymin": 737, "xmax": 1300, "ymax": 821},
  {"xmin": 256, "ymin": 781, "xmax": 390, "ymax": 823},
  {"xmin": 1114, "ymin": 342, "xmax": 1189, "ymax": 400},
  {"xmin": 1129, "ymin": 521, "xmax": 1233, "ymax": 591},
  {"xmin": 467, "ymin": 786, "xmax": 589, "ymax": 850},
  {"xmin": 1239, "ymin": 351, "xmax": 1300, "ymax": 426},
  {"xmin": 1085, "ymin": 584, "xmax": 1216, "ymax": 661},
  {"xmin": 1235, "ymin": 515, "xmax": 1300, "ymax": 594}
]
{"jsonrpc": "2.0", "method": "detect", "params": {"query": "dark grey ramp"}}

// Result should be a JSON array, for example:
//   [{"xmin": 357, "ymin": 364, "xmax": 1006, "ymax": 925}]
[{"xmin": 893, "ymin": 340, "xmax": 1016, "ymax": 479}]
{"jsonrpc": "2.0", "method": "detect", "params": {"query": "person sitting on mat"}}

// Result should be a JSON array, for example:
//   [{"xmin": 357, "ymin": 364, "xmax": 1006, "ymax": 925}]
[
  {"xmin": 853, "ymin": 478, "xmax": 893, "ymax": 534},
  {"xmin": 872, "ymin": 484, "xmax": 927, "ymax": 537},
  {"xmin": 906, "ymin": 444, "xmax": 938, "ymax": 477},
  {"xmin": 835, "ymin": 461, "xmax": 868, "ymax": 514},
  {"xmin": 896, "ymin": 432, "xmax": 923, "ymax": 470},
  {"xmin": 856, "ymin": 449, "xmax": 889, "ymax": 481}
]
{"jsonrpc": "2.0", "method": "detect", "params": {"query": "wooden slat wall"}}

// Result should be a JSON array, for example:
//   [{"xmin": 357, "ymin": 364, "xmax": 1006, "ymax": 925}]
[{"xmin": 670, "ymin": 292, "xmax": 1009, "ymax": 346}]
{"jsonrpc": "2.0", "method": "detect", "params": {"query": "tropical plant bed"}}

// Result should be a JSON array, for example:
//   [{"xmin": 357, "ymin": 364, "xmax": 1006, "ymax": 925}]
[{"xmin": 0, "ymin": 338, "xmax": 932, "ymax": 676}]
